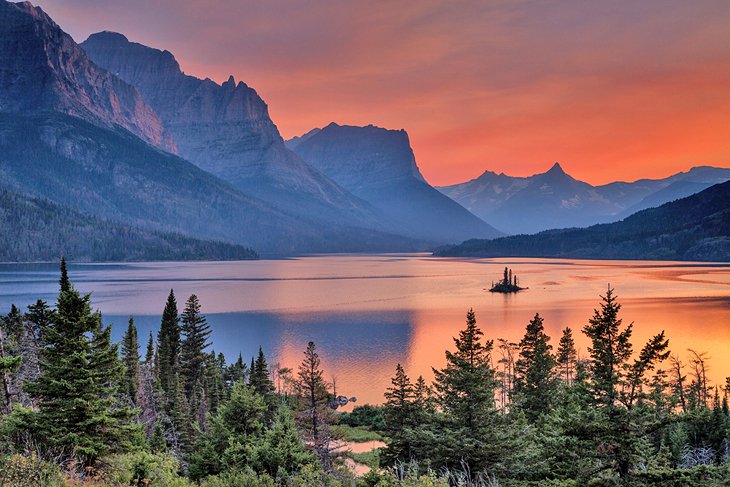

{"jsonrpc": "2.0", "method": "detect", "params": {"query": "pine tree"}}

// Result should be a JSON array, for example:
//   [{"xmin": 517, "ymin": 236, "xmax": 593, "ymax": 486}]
[
  {"xmin": 295, "ymin": 341, "xmax": 334, "ymax": 470},
  {"xmin": 250, "ymin": 347, "xmax": 274, "ymax": 397},
  {"xmin": 18, "ymin": 262, "xmax": 139, "ymax": 465},
  {"xmin": 383, "ymin": 363, "xmax": 415, "ymax": 463},
  {"xmin": 583, "ymin": 286, "xmax": 633, "ymax": 407},
  {"xmin": 59, "ymin": 256, "xmax": 70, "ymax": 293},
  {"xmin": 432, "ymin": 308, "xmax": 496, "ymax": 430},
  {"xmin": 556, "ymin": 327, "xmax": 577, "ymax": 385},
  {"xmin": 121, "ymin": 317, "xmax": 140, "ymax": 403},
  {"xmin": 514, "ymin": 313, "xmax": 557, "ymax": 421},
  {"xmin": 156, "ymin": 290, "xmax": 180, "ymax": 404},
  {"xmin": 0, "ymin": 307, "xmax": 22, "ymax": 414},
  {"xmin": 431, "ymin": 309, "xmax": 510, "ymax": 472},
  {"xmin": 179, "ymin": 294, "xmax": 211, "ymax": 399},
  {"xmin": 144, "ymin": 332, "xmax": 155, "ymax": 364}
]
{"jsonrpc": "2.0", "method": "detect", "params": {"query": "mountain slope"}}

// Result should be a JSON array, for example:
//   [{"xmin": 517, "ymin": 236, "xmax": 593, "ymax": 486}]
[
  {"xmin": 0, "ymin": 1, "xmax": 423, "ymax": 254},
  {"xmin": 435, "ymin": 180, "xmax": 730, "ymax": 262},
  {"xmin": 288, "ymin": 123, "xmax": 503, "ymax": 243},
  {"xmin": 80, "ymin": 32, "xmax": 385, "ymax": 228},
  {"xmin": 439, "ymin": 163, "xmax": 730, "ymax": 235},
  {"xmin": 0, "ymin": 1, "xmax": 175, "ymax": 152},
  {"xmin": 0, "ymin": 188, "xmax": 258, "ymax": 262}
]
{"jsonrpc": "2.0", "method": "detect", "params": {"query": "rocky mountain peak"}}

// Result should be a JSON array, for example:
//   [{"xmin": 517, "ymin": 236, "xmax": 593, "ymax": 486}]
[{"xmin": 0, "ymin": 2, "xmax": 176, "ymax": 152}]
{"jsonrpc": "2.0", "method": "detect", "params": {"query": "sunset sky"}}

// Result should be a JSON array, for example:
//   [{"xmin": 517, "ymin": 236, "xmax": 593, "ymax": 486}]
[{"xmin": 39, "ymin": 0, "xmax": 730, "ymax": 186}]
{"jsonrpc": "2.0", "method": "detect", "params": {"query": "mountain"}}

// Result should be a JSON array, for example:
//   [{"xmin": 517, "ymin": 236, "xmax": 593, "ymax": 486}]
[
  {"xmin": 435, "ymin": 180, "xmax": 730, "ymax": 262},
  {"xmin": 287, "ymin": 123, "xmax": 503, "ymax": 243},
  {"xmin": 80, "ymin": 32, "xmax": 385, "ymax": 229},
  {"xmin": 0, "ymin": 1, "xmax": 175, "ymax": 152},
  {"xmin": 0, "ymin": 188, "xmax": 258, "ymax": 262},
  {"xmin": 0, "ymin": 1, "xmax": 418, "ymax": 254},
  {"xmin": 438, "ymin": 163, "xmax": 730, "ymax": 235}
]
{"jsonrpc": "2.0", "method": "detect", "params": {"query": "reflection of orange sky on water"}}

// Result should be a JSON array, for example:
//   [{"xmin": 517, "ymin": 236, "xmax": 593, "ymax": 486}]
[{"xmin": 14, "ymin": 256, "xmax": 728, "ymax": 406}]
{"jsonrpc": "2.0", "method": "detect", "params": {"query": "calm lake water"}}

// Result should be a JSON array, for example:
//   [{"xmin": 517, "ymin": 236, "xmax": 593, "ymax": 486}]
[{"xmin": 1, "ymin": 254, "xmax": 728, "ymax": 406}]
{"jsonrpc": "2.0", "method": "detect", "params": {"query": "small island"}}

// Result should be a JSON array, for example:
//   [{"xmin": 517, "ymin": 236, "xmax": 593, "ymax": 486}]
[{"xmin": 489, "ymin": 267, "xmax": 526, "ymax": 293}]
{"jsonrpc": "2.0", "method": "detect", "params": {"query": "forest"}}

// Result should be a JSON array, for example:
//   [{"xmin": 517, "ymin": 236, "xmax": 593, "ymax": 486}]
[{"xmin": 0, "ymin": 260, "xmax": 728, "ymax": 486}]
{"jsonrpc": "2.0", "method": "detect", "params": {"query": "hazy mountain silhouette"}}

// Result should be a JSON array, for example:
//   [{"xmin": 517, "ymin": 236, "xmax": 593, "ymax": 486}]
[
  {"xmin": 288, "ymin": 123, "xmax": 503, "ymax": 243},
  {"xmin": 439, "ymin": 163, "xmax": 730, "ymax": 234},
  {"xmin": 436, "ymin": 180, "xmax": 730, "ymax": 262}
]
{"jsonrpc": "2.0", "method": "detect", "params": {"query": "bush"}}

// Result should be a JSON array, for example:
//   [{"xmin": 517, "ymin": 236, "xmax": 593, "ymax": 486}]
[
  {"xmin": 339, "ymin": 405, "xmax": 386, "ymax": 430},
  {"xmin": 103, "ymin": 451, "xmax": 191, "ymax": 486},
  {"xmin": 0, "ymin": 454, "xmax": 64, "ymax": 487}
]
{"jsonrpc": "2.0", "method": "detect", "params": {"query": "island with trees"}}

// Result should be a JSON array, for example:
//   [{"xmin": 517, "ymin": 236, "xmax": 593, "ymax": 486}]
[{"xmin": 489, "ymin": 266, "xmax": 526, "ymax": 293}]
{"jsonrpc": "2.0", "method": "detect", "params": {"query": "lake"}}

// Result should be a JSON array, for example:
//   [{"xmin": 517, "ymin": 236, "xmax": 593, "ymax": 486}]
[{"xmin": 0, "ymin": 254, "xmax": 728, "ymax": 406}]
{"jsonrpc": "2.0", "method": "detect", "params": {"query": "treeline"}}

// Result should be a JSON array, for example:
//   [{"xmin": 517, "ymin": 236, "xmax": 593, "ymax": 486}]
[
  {"xmin": 0, "ymin": 189, "xmax": 258, "ymax": 262},
  {"xmin": 0, "ymin": 261, "xmax": 729, "ymax": 486}
]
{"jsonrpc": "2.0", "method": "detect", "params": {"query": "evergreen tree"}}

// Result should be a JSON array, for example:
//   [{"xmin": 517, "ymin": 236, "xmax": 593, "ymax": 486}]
[
  {"xmin": 120, "ymin": 317, "xmax": 140, "ymax": 403},
  {"xmin": 250, "ymin": 347, "xmax": 274, "ymax": 397},
  {"xmin": 144, "ymin": 331, "xmax": 155, "ymax": 364},
  {"xmin": 383, "ymin": 363, "xmax": 415, "ymax": 463},
  {"xmin": 514, "ymin": 313, "xmax": 557, "ymax": 421},
  {"xmin": 179, "ymin": 294, "xmax": 211, "ymax": 399},
  {"xmin": 583, "ymin": 286, "xmax": 633, "ymax": 407},
  {"xmin": 156, "ymin": 290, "xmax": 180, "ymax": 403},
  {"xmin": 16, "ymin": 262, "xmax": 139, "ymax": 465},
  {"xmin": 556, "ymin": 327, "xmax": 577, "ymax": 384},
  {"xmin": 0, "ymin": 307, "xmax": 22, "ymax": 413},
  {"xmin": 296, "ymin": 341, "xmax": 334, "ymax": 470},
  {"xmin": 431, "ymin": 309, "xmax": 511, "ymax": 472},
  {"xmin": 59, "ymin": 256, "xmax": 70, "ymax": 293}
]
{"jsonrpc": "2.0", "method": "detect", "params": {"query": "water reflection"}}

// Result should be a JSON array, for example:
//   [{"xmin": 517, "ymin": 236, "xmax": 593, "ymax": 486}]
[{"xmin": 0, "ymin": 255, "xmax": 728, "ymax": 406}]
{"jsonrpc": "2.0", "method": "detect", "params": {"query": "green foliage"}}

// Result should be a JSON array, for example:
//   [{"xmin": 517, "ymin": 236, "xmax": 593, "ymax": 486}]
[
  {"xmin": 9, "ymin": 266, "xmax": 141, "ymax": 465},
  {"xmin": 514, "ymin": 313, "xmax": 557, "ymax": 421},
  {"xmin": 104, "ymin": 451, "xmax": 190, "ymax": 486},
  {"xmin": 338, "ymin": 405, "xmax": 387, "ymax": 430},
  {"xmin": 121, "ymin": 317, "xmax": 140, "ymax": 403},
  {"xmin": 0, "ymin": 454, "xmax": 64, "ymax": 486},
  {"xmin": 333, "ymin": 424, "xmax": 384, "ymax": 443}
]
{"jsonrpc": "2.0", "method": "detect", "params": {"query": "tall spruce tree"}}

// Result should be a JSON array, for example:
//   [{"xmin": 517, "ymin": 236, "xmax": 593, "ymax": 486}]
[
  {"xmin": 431, "ymin": 309, "xmax": 513, "ymax": 472},
  {"xmin": 18, "ymin": 261, "xmax": 138, "ymax": 465},
  {"xmin": 144, "ymin": 331, "xmax": 155, "ymax": 364},
  {"xmin": 156, "ymin": 290, "xmax": 180, "ymax": 401},
  {"xmin": 179, "ymin": 294, "xmax": 211, "ymax": 399},
  {"xmin": 296, "ymin": 341, "xmax": 334, "ymax": 470},
  {"xmin": 250, "ymin": 347, "xmax": 274, "ymax": 397},
  {"xmin": 557, "ymin": 327, "xmax": 577, "ymax": 385},
  {"xmin": 121, "ymin": 317, "xmax": 140, "ymax": 403},
  {"xmin": 514, "ymin": 313, "xmax": 557, "ymax": 422},
  {"xmin": 383, "ymin": 363, "xmax": 415, "ymax": 462}
]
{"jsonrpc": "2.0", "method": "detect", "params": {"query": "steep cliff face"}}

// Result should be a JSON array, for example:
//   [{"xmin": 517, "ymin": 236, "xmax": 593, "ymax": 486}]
[
  {"xmin": 289, "ymin": 123, "xmax": 503, "ymax": 243},
  {"xmin": 81, "ymin": 32, "xmax": 378, "ymax": 222},
  {"xmin": 0, "ymin": 2, "xmax": 175, "ymax": 152}
]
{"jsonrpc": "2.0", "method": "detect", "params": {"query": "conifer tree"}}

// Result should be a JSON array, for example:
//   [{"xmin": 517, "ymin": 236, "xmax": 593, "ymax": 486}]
[
  {"xmin": 383, "ymin": 363, "xmax": 415, "ymax": 462},
  {"xmin": 514, "ymin": 313, "xmax": 557, "ymax": 421},
  {"xmin": 144, "ymin": 331, "xmax": 155, "ymax": 364},
  {"xmin": 583, "ymin": 286, "xmax": 633, "ymax": 407},
  {"xmin": 18, "ymin": 261, "xmax": 138, "ymax": 465},
  {"xmin": 296, "ymin": 341, "xmax": 334, "ymax": 470},
  {"xmin": 121, "ymin": 317, "xmax": 140, "ymax": 403},
  {"xmin": 556, "ymin": 327, "xmax": 577, "ymax": 384},
  {"xmin": 156, "ymin": 290, "xmax": 180, "ymax": 402},
  {"xmin": 431, "ymin": 309, "xmax": 511, "ymax": 472},
  {"xmin": 0, "ymin": 308, "xmax": 22, "ymax": 413},
  {"xmin": 59, "ymin": 256, "xmax": 70, "ymax": 293},
  {"xmin": 250, "ymin": 347, "xmax": 274, "ymax": 397},
  {"xmin": 179, "ymin": 294, "xmax": 211, "ymax": 399}
]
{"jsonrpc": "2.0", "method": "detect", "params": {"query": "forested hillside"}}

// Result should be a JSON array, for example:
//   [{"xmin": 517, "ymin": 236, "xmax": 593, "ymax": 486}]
[
  {"xmin": 437, "ymin": 180, "xmax": 730, "ymax": 261},
  {"xmin": 0, "ymin": 189, "xmax": 257, "ymax": 262}
]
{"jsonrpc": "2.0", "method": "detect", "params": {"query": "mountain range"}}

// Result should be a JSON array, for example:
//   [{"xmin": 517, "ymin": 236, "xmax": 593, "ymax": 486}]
[
  {"xmin": 438, "ymin": 163, "xmax": 730, "ymax": 235},
  {"xmin": 1, "ymin": 0, "xmax": 728, "ymax": 262},
  {"xmin": 435, "ymin": 179, "xmax": 730, "ymax": 262}
]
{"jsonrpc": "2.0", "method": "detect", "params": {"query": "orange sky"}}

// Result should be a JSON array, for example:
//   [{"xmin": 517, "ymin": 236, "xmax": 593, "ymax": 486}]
[{"xmin": 39, "ymin": 0, "xmax": 730, "ymax": 186}]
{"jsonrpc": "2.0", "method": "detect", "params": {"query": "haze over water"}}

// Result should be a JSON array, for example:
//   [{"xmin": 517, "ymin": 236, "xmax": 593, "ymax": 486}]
[{"xmin": 1, "ymin": 254, "xmax": 728, "ymax": 406}]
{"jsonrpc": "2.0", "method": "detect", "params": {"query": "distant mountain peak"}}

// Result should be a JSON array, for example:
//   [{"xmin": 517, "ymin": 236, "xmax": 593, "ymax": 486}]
[{"xmin": 546, "ymin": 162, "xmax": 566, "ymax": 175}]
